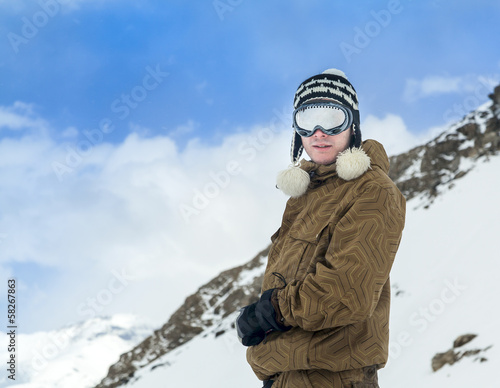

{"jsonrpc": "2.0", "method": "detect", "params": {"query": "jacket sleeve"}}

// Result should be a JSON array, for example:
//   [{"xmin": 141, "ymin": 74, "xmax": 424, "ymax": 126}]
[{"xmin": 277, "ymin": 182, "xmax": 405, "ymax": 331}]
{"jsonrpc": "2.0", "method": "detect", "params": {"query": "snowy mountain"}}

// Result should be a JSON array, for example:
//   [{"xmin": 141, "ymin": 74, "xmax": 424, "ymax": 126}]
[
  {"xmin": 91, "ymin": 84, "xmax": 500, "ymax": 387},
  {"xmin": 6, "ymin": 84, "xmax": 499, "ymax": 388},
  {"xmin": 95, "ymin": 251, "xmax": 267, "ymax": 388},
  {"xmin": 0, "ymin": 315, "xmax": 153, "ymax": 388}
]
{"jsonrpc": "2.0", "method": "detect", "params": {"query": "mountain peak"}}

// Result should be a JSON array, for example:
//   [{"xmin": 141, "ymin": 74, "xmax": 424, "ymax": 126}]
[{"xmin": 389, "ymin": 85, "xmax": 500, "ymax": 208}]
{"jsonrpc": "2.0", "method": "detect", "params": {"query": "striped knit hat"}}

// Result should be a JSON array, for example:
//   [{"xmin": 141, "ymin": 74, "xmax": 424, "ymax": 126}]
[
  {"xmin": 291, "ymin": 68, "xmax": 361, "ymax": 165},
  {"xmin": 277, "ymin": 68, "xmax": 370, "ymax": 198}
]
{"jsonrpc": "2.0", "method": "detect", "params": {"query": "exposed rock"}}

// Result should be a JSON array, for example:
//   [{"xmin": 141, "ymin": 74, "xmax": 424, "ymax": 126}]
[
  {"xmin": 432, "ymin": 349, "xmax": 458, "ymax": 372},
  {"xmin": 389, "ymin": 94, "xmax": 500, "ymax": 205},
  {"xmin": 392, "ymin": 283, "xmax": 406, "ymax": 297},
  {"xmin": 488, "ymin": 84, "xmax": 500, "ymax": 105},
  {"xmin": 431, "ymin": 334, "xmax": 492, "ymax": 372},
  {"xmin": 454, "ymin": 333, "xmax": 477, "ymax": 348}
]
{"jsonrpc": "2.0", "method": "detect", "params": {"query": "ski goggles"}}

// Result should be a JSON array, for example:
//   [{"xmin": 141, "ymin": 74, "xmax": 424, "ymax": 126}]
[{"xmin": 293, "ymin": 101, "xmax": 354, "ymax": 137}]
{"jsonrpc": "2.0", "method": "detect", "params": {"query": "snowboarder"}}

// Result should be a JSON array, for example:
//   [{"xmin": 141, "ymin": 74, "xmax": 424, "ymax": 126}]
[{"xmin": 236, "ymin": 68, "xmax": 406, "ymax": 387}]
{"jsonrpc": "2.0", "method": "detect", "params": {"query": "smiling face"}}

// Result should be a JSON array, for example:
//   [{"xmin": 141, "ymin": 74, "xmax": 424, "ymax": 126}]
[{"xmin": 301, "ymin": 127, "xmax": 352, "ymax": 165}]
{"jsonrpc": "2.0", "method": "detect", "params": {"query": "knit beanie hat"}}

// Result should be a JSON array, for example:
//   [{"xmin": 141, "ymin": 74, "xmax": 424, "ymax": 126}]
[
  {"xmin": 291, "ymin": 68, "xmax": 361, "ymax": 165},
  {"xmin": 276, "ymin": 69, "xmax": 370, "ymax": 197}
]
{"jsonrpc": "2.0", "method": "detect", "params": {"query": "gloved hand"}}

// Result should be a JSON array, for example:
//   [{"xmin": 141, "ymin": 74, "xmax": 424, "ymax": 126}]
[
  {"xmin": 236, "ymin": 302, "xmax": 265, "ymax": 346},
  {"xmin": 262, "ymin": 379, "xmax": 274, "ymax": 388},
  {"xmin": 236, "ymin": 289, "xmax": 291, "ymax": 346}
]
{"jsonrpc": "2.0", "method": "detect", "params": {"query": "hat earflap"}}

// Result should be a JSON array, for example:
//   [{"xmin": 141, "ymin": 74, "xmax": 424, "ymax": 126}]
[{"xmin": 276, "ymin": 130, "xmax": 310, "ymax": 198}]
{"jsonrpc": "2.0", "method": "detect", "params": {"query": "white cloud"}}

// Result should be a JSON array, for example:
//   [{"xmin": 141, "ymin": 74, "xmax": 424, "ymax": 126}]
[
  {"xmin": 403, "ymin": 73, "xmax": 500, "ymax": 103},
  {"xmin": 61, "ymin": 126, "xmax": 79, "ymax": 138},
  {"xmin": 0, "ymin": 104, "xmax": 292, "ymax": 332},
  {"xmin": 164, "ymin": 119, "xmax": 198, "ymax": 139},
  {"xmin": 362, "ymin": 113, "xmax": 443, "ymax": 156},
  {"xmin": 0, "ymin": 102, "xmax": 48, "ymax": 131}
]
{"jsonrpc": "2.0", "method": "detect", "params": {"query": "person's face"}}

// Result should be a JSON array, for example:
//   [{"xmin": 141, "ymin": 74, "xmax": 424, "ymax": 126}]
[{"xmin": 301, "ymin": 127, "xmax": 352, "ymax": 165}]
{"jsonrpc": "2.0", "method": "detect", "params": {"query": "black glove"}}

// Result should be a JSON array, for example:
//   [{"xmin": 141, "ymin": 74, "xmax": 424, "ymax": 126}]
[
  {"xmin": 255, "ymin": 289, "xmax": 288, "ymax": 334},
  {"xmin": 236, "ymin": 302, "xmax": 265, "ymax": 346},
  {"xmin": 236, "ymin": 289, "xmax": 290, "ymax": 347},
  {"xmin": 262, "ymin": 379, "xmax": 274, "ymax": 388}
]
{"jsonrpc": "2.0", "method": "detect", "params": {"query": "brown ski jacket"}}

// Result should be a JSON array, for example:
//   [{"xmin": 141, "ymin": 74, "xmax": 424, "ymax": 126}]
[{"xmin": 247, "ymin": 140, "xmax": 406, "ymax": 381}]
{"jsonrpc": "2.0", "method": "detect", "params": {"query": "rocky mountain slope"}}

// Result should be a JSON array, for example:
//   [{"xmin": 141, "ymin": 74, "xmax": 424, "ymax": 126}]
[
  {"xmin": 95, "ymin": 251, "xmax": 268, "ymax": 388},
  {"xmin": 389, "ymin": 85, "xmax": 500, "ymax": 205},
  {"xmin": 95, "ymin": 84, "xmax": 500, "ymax": 388}
]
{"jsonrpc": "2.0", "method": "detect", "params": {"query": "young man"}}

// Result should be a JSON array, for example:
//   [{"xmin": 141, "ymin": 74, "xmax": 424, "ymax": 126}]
[{"xmin": 236, "ymin": 69, "xmax": 406, "ymax": 387}]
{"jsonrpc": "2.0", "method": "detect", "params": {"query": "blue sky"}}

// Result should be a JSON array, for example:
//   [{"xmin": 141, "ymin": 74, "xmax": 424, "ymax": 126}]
[
  {"xmin": 0, "ymin": 0, "xmax": 500, "ymax": 336},
  {"xmin": 1, "ymin": 0, "xmax": 499, "ymax": 146}
]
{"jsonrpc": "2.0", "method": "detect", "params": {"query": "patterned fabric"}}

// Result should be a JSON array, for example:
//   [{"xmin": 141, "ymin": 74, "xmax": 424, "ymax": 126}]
[
  {"xmin": 271, "ymin": 365, "xmax": 379, "ymax": 388},
  {"xmin": 247, "ymin": 140, "xmax": 406, "ymax": 384}
]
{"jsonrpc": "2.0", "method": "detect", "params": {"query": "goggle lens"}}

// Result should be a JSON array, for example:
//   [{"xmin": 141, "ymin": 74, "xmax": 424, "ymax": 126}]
[{"xmin": 293, "ymin": 103, "xmax": 353, "ymax": 137}]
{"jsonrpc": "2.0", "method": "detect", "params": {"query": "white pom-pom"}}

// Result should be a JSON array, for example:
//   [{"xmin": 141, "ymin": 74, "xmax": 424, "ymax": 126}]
[
  {"xmin": 336, "ymin": 147, "xmax": 371, "ymax": 181},
  {"xmin": 276, "ymin": 165, "xmax": 310, "ymax": 198},
  {"xmin": 322, "ymin": 68, "xmax": 348, "ymax": 79}
]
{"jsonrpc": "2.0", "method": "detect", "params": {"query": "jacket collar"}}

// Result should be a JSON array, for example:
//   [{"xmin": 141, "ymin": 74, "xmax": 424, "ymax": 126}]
[{"xmin": 276, "ymin": 139, "xmax": 388, "ymax": 198}]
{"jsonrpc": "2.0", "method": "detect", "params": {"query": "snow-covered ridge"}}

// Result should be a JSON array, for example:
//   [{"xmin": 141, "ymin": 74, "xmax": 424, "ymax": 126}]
[
  {"xmin": 94, "ymin": 250, "xmax": 268, "ymax": 388},
  {"xmin": 389, "ymin": 85, "xmax": 500, "ymax": 208},
  {"xmin": 0, "ymin": 315, "xmax": 153, "ymax": 388}
]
